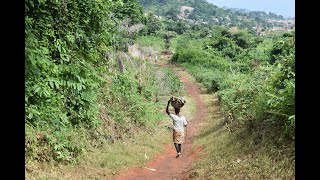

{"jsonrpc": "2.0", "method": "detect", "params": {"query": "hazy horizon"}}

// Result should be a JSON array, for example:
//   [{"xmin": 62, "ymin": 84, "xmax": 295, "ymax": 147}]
[{"xmin": 207, "ymin": 0, "xmax": 295, "ymax": 18}]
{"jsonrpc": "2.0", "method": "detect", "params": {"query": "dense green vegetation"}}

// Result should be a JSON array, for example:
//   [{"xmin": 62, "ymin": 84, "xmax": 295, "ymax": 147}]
[
  {"xmin": 138, "ymin": 0, "xmax": 294, "ymax": 31},
  {"xmin": 171, "ymin": 27, "xmax": 295, "ymax": 141},
  {"xmin": 169, "ymin": 20, "xmax": 294, "ymax": 179},
  {"xmin": 26, "ymin": 0, "xmax": 294, "ymax": 178},
  {"xmin": 25, "ymin": 0, "xmax": 182, "ymax": 164}
]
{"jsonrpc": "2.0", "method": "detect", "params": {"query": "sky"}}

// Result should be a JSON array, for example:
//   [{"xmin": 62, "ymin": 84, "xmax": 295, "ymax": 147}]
[{"xmin": 207, "ymin": 0, "xmax": 295, "ymax": 18}]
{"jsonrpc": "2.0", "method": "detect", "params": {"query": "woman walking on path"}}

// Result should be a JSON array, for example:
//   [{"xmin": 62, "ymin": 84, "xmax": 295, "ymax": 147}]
[{"xmin": 166, "ymin": 98, "xmax": 188, "ymax": 158}]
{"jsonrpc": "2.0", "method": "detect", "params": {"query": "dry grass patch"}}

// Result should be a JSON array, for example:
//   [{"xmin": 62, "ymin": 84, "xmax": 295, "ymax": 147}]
[
  {"xmin": 26, "ymin": 126, "xmax": 171, "ymax": 180},
  {"xmin": 191, "ymin": 93, "xmax": 295, "ymax": 179}
]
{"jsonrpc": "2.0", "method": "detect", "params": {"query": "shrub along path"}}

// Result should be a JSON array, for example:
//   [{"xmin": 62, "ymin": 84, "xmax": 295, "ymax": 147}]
[{"xmin": 115, "ymin": 58, "xmax": 215, "ymax": 180}]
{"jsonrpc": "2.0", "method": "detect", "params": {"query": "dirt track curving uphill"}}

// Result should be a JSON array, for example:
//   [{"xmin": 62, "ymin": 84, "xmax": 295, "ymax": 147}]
[{"xmin": 116, "ymin": 60, "xmax": 209, "ymax": 180}]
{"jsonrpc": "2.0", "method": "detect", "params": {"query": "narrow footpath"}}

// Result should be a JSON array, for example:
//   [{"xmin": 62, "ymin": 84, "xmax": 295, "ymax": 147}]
[{"xmin": 116, "ymin": 60, "xmax": 209, "ymax": 180}]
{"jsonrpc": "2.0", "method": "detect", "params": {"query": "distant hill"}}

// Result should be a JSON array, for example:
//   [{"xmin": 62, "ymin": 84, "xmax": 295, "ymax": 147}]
[
  {"xmin": 223, "ymin": 7, "xmax": 288, "ymax": 20},
  {"xmin": 137, "ymin": 0, "xmax": 294, "ymax": 33}
]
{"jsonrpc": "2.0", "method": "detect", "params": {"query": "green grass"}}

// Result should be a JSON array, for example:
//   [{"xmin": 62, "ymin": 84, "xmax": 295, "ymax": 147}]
[
  {"xmin": 25, "ymin": 61, "xmax": 186, "ymax": 179},
  {"xmin": 190, "ymin": 94, "xmax": 295, "ymax": 179},
  {"xmin": 25, "ymin": 64, "xmax": 191, "ymax": 180},
  {"xmin": 136, "ymin": 35, "xmax": 165, "ymax": 52},
  {"xmin": 26, "ymin": 124, "xmax": 172, "ymax": 179}
]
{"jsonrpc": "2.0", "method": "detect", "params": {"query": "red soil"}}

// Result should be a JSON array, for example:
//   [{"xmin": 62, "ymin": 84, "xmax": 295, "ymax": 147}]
[{"xmin": 116, "ymin": 64, "xmax": 208, "ymax": 180}]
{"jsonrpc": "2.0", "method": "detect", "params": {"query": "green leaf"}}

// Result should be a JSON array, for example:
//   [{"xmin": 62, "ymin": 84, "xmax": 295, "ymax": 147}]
[
  {"xmin": 43, "ymin": 89, "xmax": 50, "ymax": 97},
  {"xmin": 41, "ymin": 47, "xmax": 49, "ymax": 55},
  {"xmin": 34, "ymin": 86, "xmax": 41, "ymax": 93},
  {"xmin": 28, "ymin": 113, "xmax": 33, "ymax": 119},
  {"xmin": 66, "ymin": 34, "xmax": 75, "ymax": 43},
  {"xmin": 266, "ymin": 92, "xmax": 280, "ymax": 100},
  {"xmin": 54, "ymin": 81, "xmax": 60, "ymax": 89},
  {"xmin": 61, "ymin": 54, "xmax": 70, "ymax": 62},
  {"xmin": 49, "ymin": 81, "xmax": 54, "ymax": 88},
  {"xmin": 77, "ymin": 84, "xmax": 82, "ymax": 91},
  {"xmin": 288, "ymin": 115, "xmax": 295, "ymax": 120}
]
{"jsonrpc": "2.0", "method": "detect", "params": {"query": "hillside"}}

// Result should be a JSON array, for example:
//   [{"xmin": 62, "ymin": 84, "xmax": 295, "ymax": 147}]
[
  {"xmin": 26, "ymin": 0, "xmax": 295, "ymax": 179},
  {"xmin": 138, "ymin": 0, "xmax": 295, "ymax": 34}
]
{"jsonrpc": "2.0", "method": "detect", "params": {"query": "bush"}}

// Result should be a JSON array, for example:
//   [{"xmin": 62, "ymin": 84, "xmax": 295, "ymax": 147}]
[
  {"xmin": 25, "ymin": 0, "xmax": 184, "ymax": 163},
  {"xmin": 171, "ymin": 28, "xmax": 295, "ymax": 141}
]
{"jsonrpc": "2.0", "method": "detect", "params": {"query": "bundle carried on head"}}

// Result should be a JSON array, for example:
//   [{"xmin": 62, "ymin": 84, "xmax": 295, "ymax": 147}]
[{"xmin": 170, "ymin": 96, "xmax": 186, "ymax": 109}]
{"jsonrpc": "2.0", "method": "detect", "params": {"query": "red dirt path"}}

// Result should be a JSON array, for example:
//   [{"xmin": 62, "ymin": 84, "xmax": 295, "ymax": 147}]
[{"xmin": 116, "ymin": 63, "xmax": 208, "ymax": 180}]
